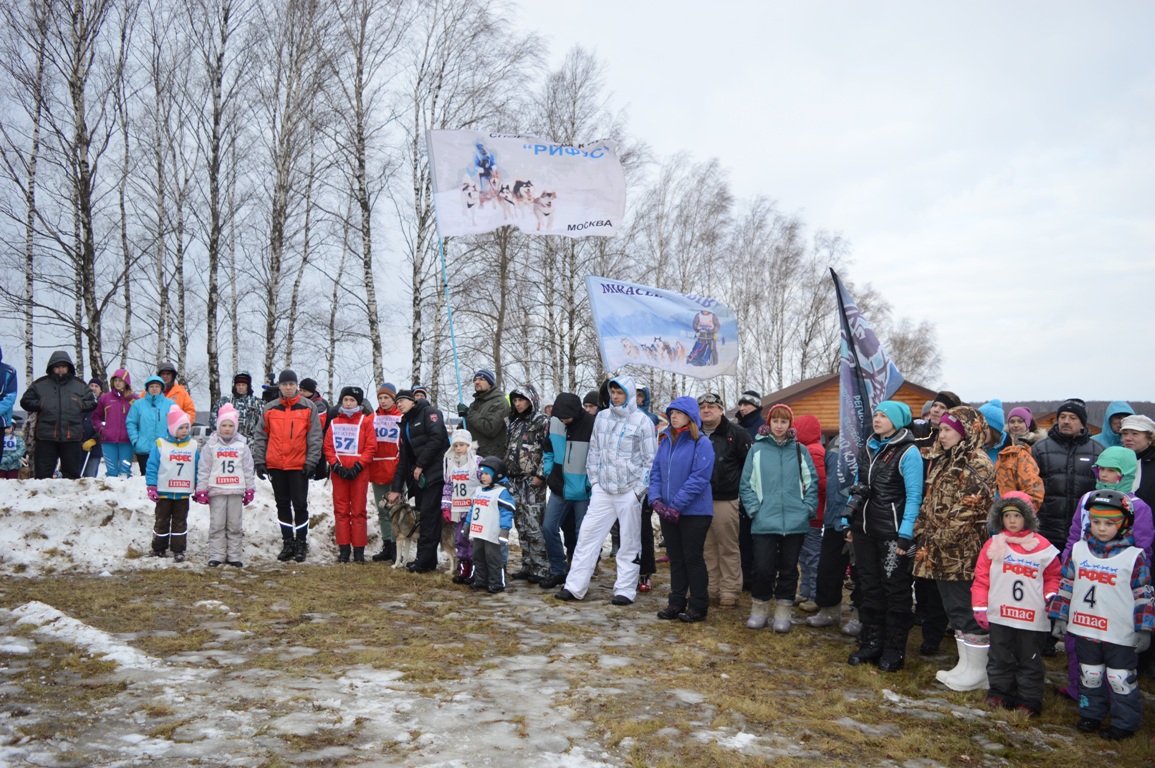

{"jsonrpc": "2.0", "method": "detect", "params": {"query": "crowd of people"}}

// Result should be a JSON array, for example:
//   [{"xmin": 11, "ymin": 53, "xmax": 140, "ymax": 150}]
[{"xmin": 4, "ymin": 348, "xmax": 1155, "ymax": 740}]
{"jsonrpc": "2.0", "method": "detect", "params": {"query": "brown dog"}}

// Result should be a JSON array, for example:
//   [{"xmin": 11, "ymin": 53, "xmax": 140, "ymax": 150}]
[{"xmin": 380, "ymin": 496, "xmax": 456, "ymax": 572}]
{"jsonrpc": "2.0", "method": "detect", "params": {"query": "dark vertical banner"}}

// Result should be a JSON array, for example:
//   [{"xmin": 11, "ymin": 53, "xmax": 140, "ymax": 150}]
[{"xmin": 832, "ymin": 269, "xmax": 905, "ymax": 493}]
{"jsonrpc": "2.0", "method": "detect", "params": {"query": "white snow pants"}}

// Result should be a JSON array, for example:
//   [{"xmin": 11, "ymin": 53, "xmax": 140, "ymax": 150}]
[{"xmin": 563, "ymin": 486, "xmax": 642, "ymax": 601}]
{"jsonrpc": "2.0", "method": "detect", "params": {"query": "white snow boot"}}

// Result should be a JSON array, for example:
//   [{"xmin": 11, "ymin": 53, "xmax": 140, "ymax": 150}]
[
  {"xmin": 935, "ymin": 636, "xmax": 967, "ymax": 687},
  {"xmin": 746, "ymin": 598, "xmax": 771, "ymax": 629},
  {"xmin": 841, "ymin": 607, "xmax": 862, "ymax": 637},
  {"xmin": 772, "ymin": 600, "xmax": 794, "ymax": 633},
  {"xmin": 938, "ymin": 635, "xmax": 989, "ymax": 692},
  {"xmin": 806, "ymin": 604, "xmax": 841, "ymax": 628}
]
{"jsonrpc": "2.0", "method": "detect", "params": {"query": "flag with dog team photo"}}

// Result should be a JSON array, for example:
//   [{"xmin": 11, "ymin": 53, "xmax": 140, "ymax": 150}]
[
  {"xmin": 586, "ymin": 276, "xmax": 739, "ymax": 379},
  {"xmin": 426, "ymin": 129, "xmax": 627, "ymax": 238}
]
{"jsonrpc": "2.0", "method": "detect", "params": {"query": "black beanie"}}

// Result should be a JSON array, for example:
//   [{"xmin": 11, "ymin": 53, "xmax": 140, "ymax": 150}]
[
  {"xmin": 582, "ymin": 390, "xmax": 599, "ymax": 407},
  {"xmin": 1057, "ymin": 398, "xmax": 1088, "ymax": 426},
  {"xmin": 395, "ymin": 389, "xmax": 416, "ymax": 403},
  {"xmin": 339, "ymin": 386, "xmax": 364, "ymax": 405},
  {"xmin": 277, "ymin": 369, "xmax": 298, "ymax": 384},
  {"xmin": 934, "ymin": 391, "xmax": 962, "ymax": 410},
  {"xmin": 300, "ymin": 377, "xmax": 318, "ymax": 394}
]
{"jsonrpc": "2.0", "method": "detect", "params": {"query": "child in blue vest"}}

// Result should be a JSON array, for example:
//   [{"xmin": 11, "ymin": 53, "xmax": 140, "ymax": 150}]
[
  {"xmin": 145, "ymin": 405, "xmax": 200, "ymax": 562},
  {"xmin": 468, "ymin": 456, "xmax": 515, "ymax": 593},
  {"xmin": 1049, "ymin": 490, "xmax": 1154, "ymax": 740},
  {"xmin": 971, "ymin": 492, "xmax": 1060, "ymax": 716}
]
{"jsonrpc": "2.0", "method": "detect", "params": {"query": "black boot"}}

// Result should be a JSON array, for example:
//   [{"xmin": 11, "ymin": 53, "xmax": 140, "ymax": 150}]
[
  {"xmin": 848, "ymin": 624, "xmax": 884, "ymax": 666},
  {"xmin": 371, "ymin": 540, "xmax": 393, "ymax": 562},
  {"xmin": 878, "ymin": 624, "xmax": 911, "ymax": 672},
  {"xmin": 294, "ymin": 539, "xmax": 308, "ymax": 563},
  {"xmin": 277, "ymin": 539, "xmax": 295, "ymax": 562},
  {"xmin": 353, "ymin": 547, "xmax": 365, "ymax": 564},
  {"xmin": 338, "ymin": 544, "xmax": 351, "ymax": 563}
]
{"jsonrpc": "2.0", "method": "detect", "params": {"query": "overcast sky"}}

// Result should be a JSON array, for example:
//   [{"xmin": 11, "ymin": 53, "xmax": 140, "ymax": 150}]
[{"xmin": 513, "ymin": 1, "xmax": 1155, "ymax": 402}]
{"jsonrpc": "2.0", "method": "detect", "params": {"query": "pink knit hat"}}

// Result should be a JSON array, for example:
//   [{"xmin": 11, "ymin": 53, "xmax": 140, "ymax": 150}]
[
  {"xmin": 216, "ymin": 403, "xmax": 239, "ymax": 428},
  {"xmin": 167, "ymin": 404, "xmax": 191, "ymax": 435}
]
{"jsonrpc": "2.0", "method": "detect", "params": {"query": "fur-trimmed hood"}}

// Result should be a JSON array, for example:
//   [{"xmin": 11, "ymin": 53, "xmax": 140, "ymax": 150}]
[{"xmin": 988, "ymin": 493, "xmax": 1039, "ymax": 533}]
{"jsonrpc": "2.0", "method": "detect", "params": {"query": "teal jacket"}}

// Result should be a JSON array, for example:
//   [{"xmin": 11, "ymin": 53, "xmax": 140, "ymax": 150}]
[
  {"xmin": 739, "ymin": 432, "xmax": 819, "ymax": 535},
  {"xmin": 126, "ymin": 376, "xmax": 177, "ymax": 455}
]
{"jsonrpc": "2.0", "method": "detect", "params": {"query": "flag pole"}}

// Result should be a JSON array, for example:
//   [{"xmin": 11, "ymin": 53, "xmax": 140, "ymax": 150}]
[{"xmin": 438, "ymin": 234, "xmax": 466, "ymax": 418}]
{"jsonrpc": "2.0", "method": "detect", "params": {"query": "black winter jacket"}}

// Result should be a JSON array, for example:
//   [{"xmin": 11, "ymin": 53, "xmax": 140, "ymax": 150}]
[
  {"xmin": 737, "ymin": 410, "xmax": 765, "ymax": 441},
  {"xmin": 706, "ymin": 416, "xmax": 752, "ymax": 500},
  {"xmin": 1134, "ymin": 445, "xmax": 1155, "ymax": 514},
  {"xmin": 392, "ymin": 399, "xmax": 450, "ymax": 493},
  {"xmin": 1031, "ymin": 426, "xmax": 1103, "ymax": 547},
  {"xmin": 854, "ymin": 428, "xmax": 918, "ymax": 539},
  {"xmin": 19, "ymin": 351, "xmax": 96, "ymax": 442}
]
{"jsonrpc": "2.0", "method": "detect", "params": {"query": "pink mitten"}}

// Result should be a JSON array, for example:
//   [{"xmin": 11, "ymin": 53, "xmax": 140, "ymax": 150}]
[
  {"xmin": 973, "ymin": 609, "xmax": 989, "ymax": 630},
  {"xmin": 442, "ymin": 503, "xmax": 452, "ymax": 524},
  {"xmin": 147, "ymin": 486, "xmax": 158, "ymax": 502},
  {"xmin": 193, "ymin": 490, "xmax": 210, "ymax": 505},
  {"xmin": 242, "ymin": 488, "xmax": 255, "ymax": 506}
]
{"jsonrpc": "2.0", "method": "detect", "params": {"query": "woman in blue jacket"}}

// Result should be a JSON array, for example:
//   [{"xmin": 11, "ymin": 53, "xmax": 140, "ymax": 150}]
[
  {"xmin": 126, "ymin": 376, "xmax": 177, "ymax": 474},
  {"xmin": 739, "ymin": 403, "xmax": 819, "ymax": 633},
  {"xmin": 649, "ymin": 396, "xmax": 716, "ymax": 623}
]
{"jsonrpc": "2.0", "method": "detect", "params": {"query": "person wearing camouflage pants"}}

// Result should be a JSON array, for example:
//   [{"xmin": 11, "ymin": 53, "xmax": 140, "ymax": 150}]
[{"xmin": 506, "ymin": 384, "xmax": 551, "ymax": 582}]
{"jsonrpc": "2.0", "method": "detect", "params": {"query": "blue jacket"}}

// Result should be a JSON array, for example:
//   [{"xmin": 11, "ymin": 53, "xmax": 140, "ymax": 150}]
[
  {"xmin": 823, "ymin": 445, "xmax": 848, "ymax": 531},
  {"xmin": 146, "ymin": 433, "xmax": 200, "ymax": 499},
  {"xmin": 0, "ymin": 344, "xmax": 16, "ymax": 429},
  {"xmin": 648, "ymin": 396, "xmax": 715, "ymax": 516},
  {"xmin": 637, "ymin": 385, "xmax": 660, "ymax": 427},
  {"xmin": 126, "ymin": 376, "xmax": 177, "ymax": 455},
  {"xmin": 1093, "ymin": 400, "xmax": 1134, "ymax": 448},
  {"xmin": 740, "ymin": 428, "xmax": 819, "ymax": 535},
  {"xmin": 542, "ymin": 393, "xmax": 592, "ymax": 501}
]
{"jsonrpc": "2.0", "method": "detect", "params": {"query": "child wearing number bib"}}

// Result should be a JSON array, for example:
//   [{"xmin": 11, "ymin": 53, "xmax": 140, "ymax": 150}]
[
  {"xmin": 1049, "ymin": 490, "xmax": 1154, "ymax": 741},
  {"xmin": 145, "ymin": 405, "xmax": 200, "ymax": 562},
  {"xmin": 442, "ymin": 429, "xmax": 481, "ymax": 584},
  {"xmin": 369, "ymin": 384, "xmax": 402, "ymax": 562},
  {"xmin": 194, "ymin": 404, "xmax": 256, "ymax": 567},
  {"xmin": 970, "ymin": 492, "xmax": 1059, "ymax": 716},
  {"xmin": 323, "ymin": 387, "xmax": 377, "ymax": 563}
]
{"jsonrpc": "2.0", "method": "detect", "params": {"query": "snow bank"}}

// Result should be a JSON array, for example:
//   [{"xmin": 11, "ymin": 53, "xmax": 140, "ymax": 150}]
[{"xmin": 0, "ymin": 476, "xmax": 347, "ymax": 576}]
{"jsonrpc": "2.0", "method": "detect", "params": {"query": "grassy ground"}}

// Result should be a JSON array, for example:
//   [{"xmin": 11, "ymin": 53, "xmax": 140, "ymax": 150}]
[{"xmin": 1, "ymin": 562, "xmax": 1153, "ymax": 766}]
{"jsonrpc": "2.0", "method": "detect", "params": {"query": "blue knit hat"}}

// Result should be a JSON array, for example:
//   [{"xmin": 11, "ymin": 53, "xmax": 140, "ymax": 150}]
[
  {"xmin": 979, "ymin": 400, "xmax": 1005, "ymax": 433},
  {"xmin": 474, "ymin": 369, "xmax": 496, "ymax": 387},
  {"xmin": 874, "ymin": 400, "xmax": 912, "ymax": 430}
]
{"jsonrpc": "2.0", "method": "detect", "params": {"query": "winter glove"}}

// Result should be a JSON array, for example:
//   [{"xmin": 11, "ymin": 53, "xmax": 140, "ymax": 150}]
[
  {"xmin": 896, "ymin": 537, "xmax": 913, "ymax": 554},
  {"xmin": 192, "ymin": 490, "xmax": 210, "ymax": 505},
  {"xmin": 498, "ymin": 528, "xmax": 510, "ymax": 545},
  {"xmin": 147, "ymin": 486, "xmax": 159, "ymax": 502},
  {"xmin": 255, "ymin": 464, "xmax": 267, "ymax": 480},
  {"xmin": 82, "ymin": 438, "xmax": 97, "ymax": 452},
  {"xmin": 1052, "ymin": 619, "xmax": 1067, "ymax": 639},
  {"xmin": 442, "ymin": 503, "xmax": 452, "ymax": 523},
  {"xmin": 330, "ymin": 462, "xmax": 343, "ymax": 479},
  {"xmin": 302, "ymin": 466, "xmax": 313, "ymax": 479},
  {"xmin": 973, "ymin": 609, "xmax": 989, "ymax": 630},
  {"xmin": 1136, "ymin": 632, "xmax": 1152, "ymax": 654},
  {"xmin": 242, "ymin": 489, "xmax": 255, "ymax": 506},
  {"xmin": 456, "ymin": 403, "xmax": 469, "ymax": 418},
  {"xmin": 350, "ymin": 462, "xmax": 363, "ymax": 479}
]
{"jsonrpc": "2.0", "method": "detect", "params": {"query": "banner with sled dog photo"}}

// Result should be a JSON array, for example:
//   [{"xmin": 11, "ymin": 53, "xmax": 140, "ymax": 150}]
[
  {"xmin": 426, "ymin": 130, "xmax": 627, "ymax": 238},
  {"xmin": 586, "ymin": 276, "xmax": 739, "ymax": 380}
]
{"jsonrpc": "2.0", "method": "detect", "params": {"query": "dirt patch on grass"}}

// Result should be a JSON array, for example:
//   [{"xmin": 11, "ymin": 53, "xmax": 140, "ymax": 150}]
[{"xmin": 1, "ymin": 563, "xmax": 1153, "ymax": 766}]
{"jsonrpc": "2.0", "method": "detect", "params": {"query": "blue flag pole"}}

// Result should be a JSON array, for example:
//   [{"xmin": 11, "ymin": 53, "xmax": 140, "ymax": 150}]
[{"xmin": 438, "ymin": 235, "xmax": 466, "ymax": 423}]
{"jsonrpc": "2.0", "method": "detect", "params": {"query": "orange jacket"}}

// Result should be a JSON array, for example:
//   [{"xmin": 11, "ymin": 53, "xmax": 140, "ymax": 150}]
[
  {"xmin": 995, "ymin": 440, "xmax": 1045, "ymax": 511},
  {"xmin": 252, "ymin": 395, "xmax": 322, "ymax": 471},
  {"xmin": 322, "ymin": 410, "xmax": 376, "ymax": 469},
  {"xmin": 165, "ymin": 382, "xmax": 197, "ymax": 422},
  {"xmin": 367, "ymin": 405, "xmax": 401, "ymax": 485}
]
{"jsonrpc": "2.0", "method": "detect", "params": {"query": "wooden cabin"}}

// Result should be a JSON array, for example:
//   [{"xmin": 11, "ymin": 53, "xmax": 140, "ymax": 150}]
[{"xmin": 750, "ymin": 373, "xmax": 940, "ymax": 438}]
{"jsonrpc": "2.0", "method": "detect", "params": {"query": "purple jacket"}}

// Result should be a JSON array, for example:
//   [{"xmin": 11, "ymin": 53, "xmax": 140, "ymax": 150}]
[
  {"xmin": 91, "ymin": 369, "xmax": 138, "ymax": 444},
  {"xmin": 1063, "ymin": 490, "xmax": 1154, "ymax": 564}
]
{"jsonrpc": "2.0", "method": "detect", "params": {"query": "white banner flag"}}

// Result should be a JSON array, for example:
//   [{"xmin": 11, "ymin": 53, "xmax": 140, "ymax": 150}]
[
  {"xmin": 426, "ymin": 130, "xmax": 626, "ymax": 238},
  {"xmin": 586, "ymin": 276, "xmax": 739, "ymax": 379}
]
